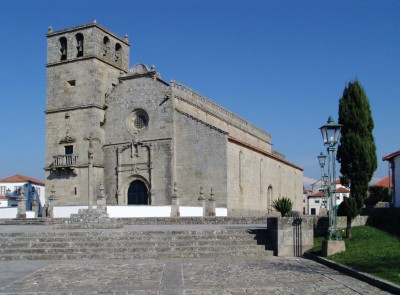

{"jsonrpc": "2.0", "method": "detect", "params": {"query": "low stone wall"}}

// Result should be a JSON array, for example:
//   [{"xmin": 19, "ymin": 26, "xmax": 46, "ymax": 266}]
[
  {"xmin": 313, "ymin": 215, "xmax": 369, "ymax": 236},
  {"xmin": 0, "ymin": 216, "xmax": 267, "ymax": 226},
  {"xmin": 267, "ymin": 216, "xmax": 314, "ymax": 257}
]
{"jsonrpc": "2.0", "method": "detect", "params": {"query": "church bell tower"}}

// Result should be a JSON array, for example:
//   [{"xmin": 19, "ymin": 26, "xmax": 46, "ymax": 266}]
[{"xmin": 45, "ymin": 21, "xmax": 130, "ymax": 205}]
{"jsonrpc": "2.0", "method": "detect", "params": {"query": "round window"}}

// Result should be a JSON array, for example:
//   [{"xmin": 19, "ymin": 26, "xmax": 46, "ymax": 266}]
[
  {"xmin": 127, "ymin": 109, "xmax": 149, "ymax": 133},
  {"xmin": 134, "ymin": 114, "xmax": 147, "ymax": 129}
]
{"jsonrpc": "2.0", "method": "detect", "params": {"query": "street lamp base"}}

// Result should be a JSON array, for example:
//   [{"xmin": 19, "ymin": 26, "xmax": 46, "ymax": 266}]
[{"xmin": 322, "ymin": 240, "xmax": 346, "ymax": 256}]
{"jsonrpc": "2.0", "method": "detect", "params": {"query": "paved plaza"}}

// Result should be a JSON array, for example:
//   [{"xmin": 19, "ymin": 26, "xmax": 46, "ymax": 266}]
[
  {"xmin": 0, "ymin": 224, "xmax": 393, "ymax": 294},
  {"xmin": 0, "ymin": 256, "xmax": 390, "ymax": 294}
]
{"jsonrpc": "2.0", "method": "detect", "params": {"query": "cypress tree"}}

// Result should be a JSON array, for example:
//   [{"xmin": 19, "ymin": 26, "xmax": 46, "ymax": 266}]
[{"xmin": 337, "ymin": 80, "xmax": 377, "ymax": 238}]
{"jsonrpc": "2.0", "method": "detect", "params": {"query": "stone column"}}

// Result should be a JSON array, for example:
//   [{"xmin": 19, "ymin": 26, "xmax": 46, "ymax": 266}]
[
  {"xmin": 198, "ymin": 186, "xmax": 206, "ymax": 217},
  {"xmin": 88, "ymin": 150, "xmax": 94, "ymax": 209},
  {"xmin": 170, "ymin": 182, "xmax": 180, "ymax": 218},
  {"xmin": 84, "ymin": 132, "xmax": 100, "ymax": 210},
  {"xmin": 207, "ymin": 188, "xmax": 216, "ymax": 217},
  {"xmin": 97, "ymin": 182, "xmax": 107, "ymax": 213},
  {"xmin": 16, "ymin": 187, "xmax": 26, "ymax": 219},
  {"xmin": 116, "ymin": 146, "xmax": 121, "ymax": 205}
]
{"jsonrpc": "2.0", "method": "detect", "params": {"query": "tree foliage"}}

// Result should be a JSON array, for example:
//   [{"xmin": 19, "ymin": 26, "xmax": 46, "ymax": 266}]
[
  {"xmin": 337, "ymin": 80, "xmax": 377, "ymax": 238},
  {"xmin": 365, "ymin": 186, "xmax": 390, "ymax": 208}
]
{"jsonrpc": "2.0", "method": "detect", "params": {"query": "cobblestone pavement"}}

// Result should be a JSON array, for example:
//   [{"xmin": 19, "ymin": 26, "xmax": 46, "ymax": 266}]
[{"xmin": 0, "ymin": 256, "xmax": 390, "ymax": 295}]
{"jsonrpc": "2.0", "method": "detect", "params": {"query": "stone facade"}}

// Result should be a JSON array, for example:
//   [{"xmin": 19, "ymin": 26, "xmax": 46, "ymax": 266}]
[{"xmin": 45, "ymin": 22, "xmax": 303, "ymax": 216}]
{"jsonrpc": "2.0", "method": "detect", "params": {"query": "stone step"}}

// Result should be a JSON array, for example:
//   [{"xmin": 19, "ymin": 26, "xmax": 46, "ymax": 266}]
[
  {"xmin": 0, "ymin": 244, "xmax": 266, "ymax": 255},
  {"xmin": 0, "ymin": 236, "xmax": 262, "ymax": 245},
  {"xmin": 0, "ymin": 233, "xmax": 261, "ymax": 242},
  {"xmin": 0, "ymin": 249, "xmax": 273, "ymax": 261},
  {"xmin": 0, "ymin": 232, "xmax": 258, "ymax": 240},
  {"xmin": 0, "ymin": 229, "xmax": 271, "ymax": 260},
  {"xmin": 0, "ymin": 238, "xmax": 266, "ymax": 249},
  {"xmin": 0, "ymin": 229, "xmax": 258, "ymax": 237}
]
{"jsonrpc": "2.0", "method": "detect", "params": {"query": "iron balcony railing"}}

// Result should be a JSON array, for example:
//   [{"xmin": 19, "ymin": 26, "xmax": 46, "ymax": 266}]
[{"xmin": 52, "ymin": 155, "xmax": 78, "ymax": 168}]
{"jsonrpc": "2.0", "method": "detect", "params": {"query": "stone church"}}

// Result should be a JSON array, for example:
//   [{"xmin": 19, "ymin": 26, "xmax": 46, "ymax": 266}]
[{"xmin": 45, "ymin": 21, "xmax": 303, "ymax": 216}]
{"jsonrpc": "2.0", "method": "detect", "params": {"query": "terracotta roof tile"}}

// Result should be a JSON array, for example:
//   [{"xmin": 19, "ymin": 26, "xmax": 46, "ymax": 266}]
[
  {"xmin": 337, "ymin": 187, "xmax": 349, "ymax": 193},
  {"xmin": 0, "ymin": 174, "xmax": 44, "ymax": 186},
  {"xmin": 373, "ymin": 176, "xmax": 392, "ymax": 188},
  {"xmin": 309, "ymin": 191, "xmax": 324, "ymax": 197}
]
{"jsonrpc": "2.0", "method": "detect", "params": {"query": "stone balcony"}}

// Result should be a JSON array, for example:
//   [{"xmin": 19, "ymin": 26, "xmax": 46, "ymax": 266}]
[{"xmin": 52, "ymin": 155, "xmax": 78, "ymax": 170}]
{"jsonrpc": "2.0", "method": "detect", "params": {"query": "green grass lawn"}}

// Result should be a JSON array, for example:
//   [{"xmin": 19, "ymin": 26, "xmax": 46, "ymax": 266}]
[{"xmin": 310, "ymin": 226, "xmax": 400, "ymax": 285}]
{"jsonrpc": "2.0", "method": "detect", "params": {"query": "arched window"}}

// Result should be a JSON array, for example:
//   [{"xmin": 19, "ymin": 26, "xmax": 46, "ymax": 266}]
[
  {"xmin": 103, "ymin": 36, "xmax": 110, "ymax": 57},
  {"xmin": 75, "ymin": 33, "xmax": 84, "ymax": 57},
  {"xmin": 267, "ymin": 186, "xmax": 273, "ymax": 213},
  {"xmin": 59, "ymin": 37, "xmax": 67, "ymax": 61},
  {"xmin": 115, "ymin": 43, "xmax": 121, "ymax": 63}
]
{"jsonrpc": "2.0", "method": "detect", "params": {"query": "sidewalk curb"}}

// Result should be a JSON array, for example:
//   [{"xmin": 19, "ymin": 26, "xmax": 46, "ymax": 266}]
[{"xmin": 303, "ymin": 252, "xmax": 400, "ymax": 295}]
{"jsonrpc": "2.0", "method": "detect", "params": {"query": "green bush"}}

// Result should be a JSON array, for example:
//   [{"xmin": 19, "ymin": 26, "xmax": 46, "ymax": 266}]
[{"xmin": 272, "ymin": 197, "xmax": 293, "ymax": 217}]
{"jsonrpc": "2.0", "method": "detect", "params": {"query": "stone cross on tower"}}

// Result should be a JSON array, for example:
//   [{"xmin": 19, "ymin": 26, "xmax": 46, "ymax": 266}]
[{"xmin": 84, "ymin": 132, "xmax": 100, "ymax": 209}]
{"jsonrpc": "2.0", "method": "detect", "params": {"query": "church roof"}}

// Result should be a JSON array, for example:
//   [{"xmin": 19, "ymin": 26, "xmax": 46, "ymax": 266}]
[
  {"xmin": 228, "ymin": 136, "xmax": 303, "ymax": 171},
  {"xmin": 0, "ymin": 174, "xmax": 44, "ymax": 186}
]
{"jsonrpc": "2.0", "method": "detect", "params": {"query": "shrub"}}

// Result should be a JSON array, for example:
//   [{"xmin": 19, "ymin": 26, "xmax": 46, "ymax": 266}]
[{"xmin": 272, "ymin": 197, "xmax": 293, "ymax": 217}]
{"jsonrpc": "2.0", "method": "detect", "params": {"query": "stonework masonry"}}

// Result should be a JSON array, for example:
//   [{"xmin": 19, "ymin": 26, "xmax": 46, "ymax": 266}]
[{"xmin": 45, "ymin": 21, "xmax": 303, "ymax": 216}]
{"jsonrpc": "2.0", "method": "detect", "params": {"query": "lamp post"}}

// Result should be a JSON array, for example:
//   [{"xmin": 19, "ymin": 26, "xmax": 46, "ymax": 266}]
[
  {"xmin": 317, "ymin": 152, "xmax": 327, "ymax": 209},
  {"xmin": 319, "ymin": 116, "xmax": 342, "ymax": 241}
]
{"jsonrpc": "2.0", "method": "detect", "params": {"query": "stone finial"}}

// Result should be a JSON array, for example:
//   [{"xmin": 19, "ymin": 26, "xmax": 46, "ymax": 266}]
[
  {"xmin": 170, "ymin": 182, "xmax": 180, "ymax": 217},
  {"xmin": 125, "ymin": 34, "xmax": 129, "ymax": 42},
  {"xmin": 209, "ymin": 187, "xmax": 215, "ymax": 201},
  {"xmin": 32, "ymin": 198, "xmax": 39, "ymax": 218},
  {"xmin": 48, "ymin": 26, "xmax": 53, "ymax": 33},
  {"xmin": 92, "ymin": 19, "xmax": 97, "ymax": 24},
  {"xmin": 198, "ymin": 186, "xmax": 205, "ymax": 201},
  {"xmin": 17, "ymin": 186, "xmax": 27, "ymax": 219},
  {"xmin": 151, "ymin": 65, "xmax": 156, "ymax": 72},
  {"xmin": 207, "ymin": 188, "xmax": 216, "ymax": 217}
]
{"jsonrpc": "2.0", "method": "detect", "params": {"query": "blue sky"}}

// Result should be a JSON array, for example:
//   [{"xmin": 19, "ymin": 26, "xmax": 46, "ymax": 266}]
[{"xmin": 1, "ymin": 0, "xmax": 399, "ymax": 184}]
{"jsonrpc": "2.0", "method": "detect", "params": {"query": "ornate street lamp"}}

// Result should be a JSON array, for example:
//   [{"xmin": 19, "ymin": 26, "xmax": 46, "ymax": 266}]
[
  {"xmin": 317, "ymin": 152, "xmax": 327, "ymax": 209},
  {"xmin": 319, "ymin": 116, "xmax": 342, "ymax": 241},
  {"xmin": 317, "ymin": 152, "xmax": 327, "ymax": 169}
]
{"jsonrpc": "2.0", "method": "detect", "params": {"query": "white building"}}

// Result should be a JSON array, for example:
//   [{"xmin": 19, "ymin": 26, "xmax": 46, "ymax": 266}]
[
  {"xmin": 383, "ymin": 150, "xmax": 400, "ymax": 207},
  {"xmin": 306, "ymin": 179, "xmax": 350, "ymax": 215},
  {"xmin": 0, "ymin": 174, "xmax": 45, "ymax": 209}
]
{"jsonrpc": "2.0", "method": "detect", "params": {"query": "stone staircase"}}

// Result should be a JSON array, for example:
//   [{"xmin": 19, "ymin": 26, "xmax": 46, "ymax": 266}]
[{"xmin": 0, "ymin": 228, "xmax": 272, "ymax": 260}]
